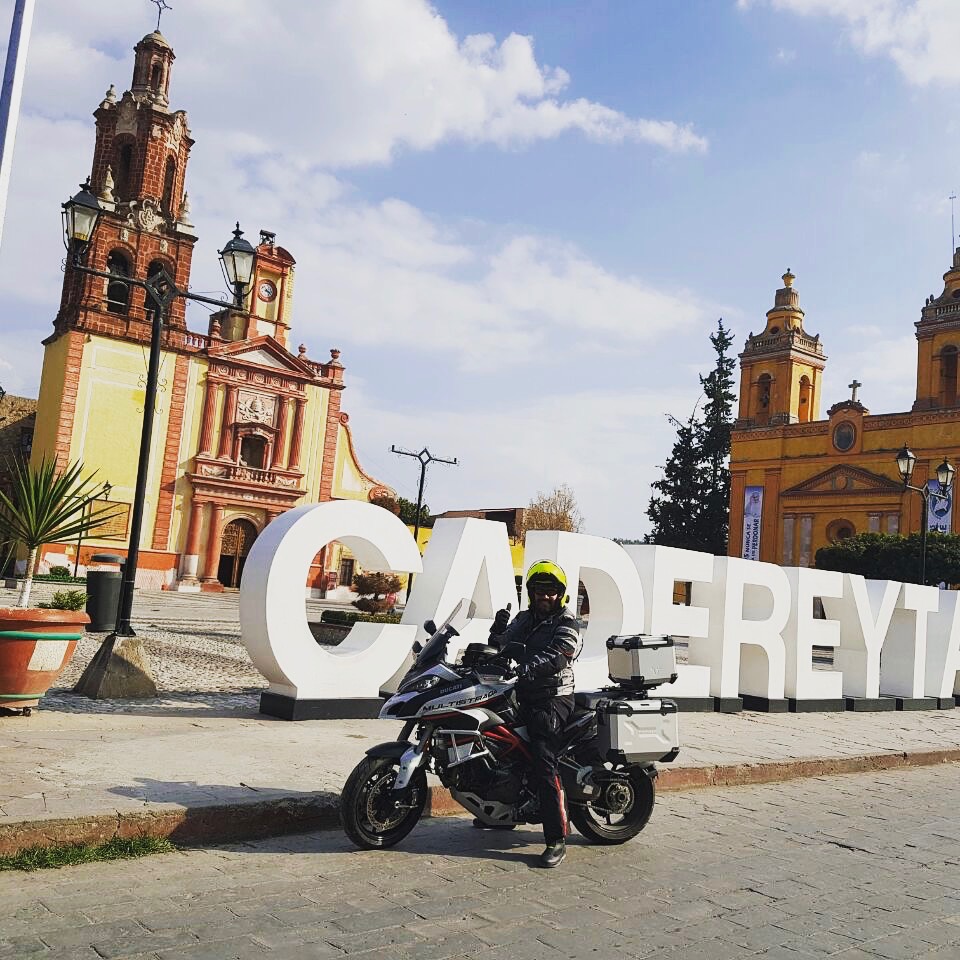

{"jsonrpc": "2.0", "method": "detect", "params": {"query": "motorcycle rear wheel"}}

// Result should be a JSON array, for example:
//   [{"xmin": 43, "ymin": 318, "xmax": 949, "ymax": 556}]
[
  {"xmin": 341, "ymin": 755, "xmax": 427, "ymax": 850},
  {"xmin": 570, "ymin": 766, "xmax": 655, "ymax": 845}
]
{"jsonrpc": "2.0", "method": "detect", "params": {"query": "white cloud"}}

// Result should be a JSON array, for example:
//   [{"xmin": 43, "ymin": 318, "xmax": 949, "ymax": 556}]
[
  {"xmin": 741, "ymin": 0, "xmax": 960, "ymax": 86},
  {"xmin": 0, "ymin": 0, "xmax": 718, "ymax": 538},
  {"xmin": 829, "ymin": 334, "xmax": 917, "ymax": 412},
  {"xmin": 15, "ymin": 0, "xmax": 707, "ymax": 165},
  {"xmin": 345, "ymin": 382, "xmax": 702, "ymax": 538}
]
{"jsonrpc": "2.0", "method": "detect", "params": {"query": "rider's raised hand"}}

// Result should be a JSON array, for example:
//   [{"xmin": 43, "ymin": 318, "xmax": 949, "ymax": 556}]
[{"xmin": 489, "ymin": 603, "xmax": 512, "ymax": 636}]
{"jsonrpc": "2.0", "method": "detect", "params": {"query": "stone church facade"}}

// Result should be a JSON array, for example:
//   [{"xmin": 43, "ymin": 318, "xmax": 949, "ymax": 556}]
[{"xmin": 31, "ymin": 29, "xmax": 390, "ymax": 591}]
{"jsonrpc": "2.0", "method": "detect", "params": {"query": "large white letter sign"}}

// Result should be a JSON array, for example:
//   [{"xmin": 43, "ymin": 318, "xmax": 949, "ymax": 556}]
[
  {"xmin": 880, "ymin": 583, "xmax": 939, "ymax": 698},
  {"xmin": 821, "ymin": 575, "xmax": 900, "ymax": 698},
  {"xmin": 403, "ymin": 518, "xmax": 517, "ymax": 648},
  {"xmin": 380, "ymin": 518, "xmax": 518, "ymax": 694},
  {"xmin": 524, "ymin": 531, "xmax": 645, "ymax": 691},
  {"xmin": 691, "ymin": 556, "xmax": 788, "ymax": 699},
  {"xmin": 240, "ymin": 501, "xmax": 422, "ymax": 702},
  {"xmin": 925, "ymin": 590, "xmax": 960, "ymax": 698},
  {"xmin": 782, "ymin": 567, "xmax": 843, "ymax": 700},
  {"xmin": 625, "ymin": 544, "xmax": 712, "ymax": 697}
]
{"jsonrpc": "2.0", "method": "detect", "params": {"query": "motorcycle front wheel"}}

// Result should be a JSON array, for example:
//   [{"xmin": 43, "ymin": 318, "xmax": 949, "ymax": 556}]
[
  {"xmin": 570, "ymin": 765, "xmax": 655, "ymax": 845},
  {"xmin": 341, "ymin": 755, "xmax": 427, "ymax": 850}
]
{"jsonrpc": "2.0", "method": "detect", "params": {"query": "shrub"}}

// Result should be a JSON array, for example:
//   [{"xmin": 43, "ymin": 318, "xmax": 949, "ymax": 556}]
[
  {"xmin": 320, "ymin": 609, "xmax": 359, "ymax": 626},
  {"xmin": 815, "ymin": 531, "xmax": 960, "ymax": 585},
  {"xmin": 318, "ymin": 609, "xmax": 401, "ymax": 625},
  {"xmin": 47, "ymin": 565, "xmax": 72, "ymax": 580},
  {"xmin": 353, "ymin": 596, "xmax": 392, "ymax": 613},
  {"xmin": 38, "ymin": 590, "xmax": 87, "ymax": 611}
]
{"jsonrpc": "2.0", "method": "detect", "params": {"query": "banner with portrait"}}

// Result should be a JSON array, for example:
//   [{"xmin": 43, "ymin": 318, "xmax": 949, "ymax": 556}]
[
  {"xmin": 927, "ymin": 480, "xmax": 953, "ymax": 534},
  {"xmin": 741, "ymin": 486, "xmax": 763, "ymax": 561}
]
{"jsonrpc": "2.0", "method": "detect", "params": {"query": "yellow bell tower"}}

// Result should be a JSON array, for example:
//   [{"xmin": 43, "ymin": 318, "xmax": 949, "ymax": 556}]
[
  {"xmin": 736, "ymin": 270, "xmax": 826, "ymax": 427},
  {"xmin": 913, "ymin": 247, "xmax": 960, "ymax": 410}
]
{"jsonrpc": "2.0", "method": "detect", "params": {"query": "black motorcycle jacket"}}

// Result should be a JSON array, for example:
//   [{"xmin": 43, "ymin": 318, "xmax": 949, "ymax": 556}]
[{"xmin": 495, "ymin": 605, "xmax": 582, "ymax": 701}]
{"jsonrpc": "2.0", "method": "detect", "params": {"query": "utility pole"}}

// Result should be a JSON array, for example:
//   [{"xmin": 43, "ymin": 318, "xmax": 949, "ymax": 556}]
[{"xmin": 390, "ymin": 445, "xmax": 457, "ymax": 595}]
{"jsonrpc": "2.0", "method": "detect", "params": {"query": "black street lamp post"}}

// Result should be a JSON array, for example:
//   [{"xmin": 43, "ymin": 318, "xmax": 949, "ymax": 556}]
[
  {"xmin": 894, "ymin": 444, "xmax": 956, "ymax": 586},
  {"xmin": 62, "ymin": 180, "xmax": 256, "ymax": 636}
]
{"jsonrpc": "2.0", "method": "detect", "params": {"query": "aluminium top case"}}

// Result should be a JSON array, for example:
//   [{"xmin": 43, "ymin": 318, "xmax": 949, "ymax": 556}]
[{"xmin": 606, "ymin": 633, "xmax": 677, "ymax": 690}]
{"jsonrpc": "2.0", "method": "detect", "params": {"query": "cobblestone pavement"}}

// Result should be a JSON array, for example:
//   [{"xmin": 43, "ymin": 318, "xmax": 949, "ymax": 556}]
[{"xmin": 3, "ymin": 764, "xmax": 960, "ymax": 960}]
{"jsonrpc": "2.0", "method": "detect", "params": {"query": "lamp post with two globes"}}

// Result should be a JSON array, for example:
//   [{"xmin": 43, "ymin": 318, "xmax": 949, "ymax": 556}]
[{"xmin": 894, "ymin": 444, "xmax": 956, "ymax": 586}]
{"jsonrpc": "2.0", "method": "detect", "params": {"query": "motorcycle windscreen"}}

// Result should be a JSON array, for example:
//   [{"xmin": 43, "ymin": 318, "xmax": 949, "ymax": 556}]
[{"xmin": 380, "ymin": 598, "xmax": 477, "ymax": 697}]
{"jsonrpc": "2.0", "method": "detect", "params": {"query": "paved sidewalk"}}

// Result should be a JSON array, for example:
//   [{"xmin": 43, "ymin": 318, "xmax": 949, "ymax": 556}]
[
  {"xmin": 4, "ymin": 594, "xmax": 960, "ymax": 857},
  {"xmin": 4, "ymin": 689, "xmax": 960, "ymax": 857}
]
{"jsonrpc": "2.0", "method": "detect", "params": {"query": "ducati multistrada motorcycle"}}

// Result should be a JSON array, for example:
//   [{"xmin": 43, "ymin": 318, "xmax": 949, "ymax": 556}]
[{"xmin": 341, "ymin": 600, "xmax": 665, "ymax": 851}]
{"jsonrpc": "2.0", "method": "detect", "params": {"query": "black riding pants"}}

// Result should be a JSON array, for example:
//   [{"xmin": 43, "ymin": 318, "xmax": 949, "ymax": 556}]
[{"xmin": 520, "ymin": 694, "xmax": 574, "ymax": 844}]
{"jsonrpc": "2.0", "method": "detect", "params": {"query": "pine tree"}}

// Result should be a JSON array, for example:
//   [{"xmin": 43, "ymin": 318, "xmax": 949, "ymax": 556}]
[
  {"xmin": 645, "ymin": 318, "xmax": 737, "ymax": 552},
  {"xmin": 695, "ymin": 318, "xmax": 736, "ymax": 555},
  {"xmin": 645, "ymin": 410, "xmax": 705, "ymax": 549}
]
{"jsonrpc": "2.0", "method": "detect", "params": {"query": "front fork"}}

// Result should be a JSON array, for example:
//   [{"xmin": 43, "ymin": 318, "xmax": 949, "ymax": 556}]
[{"xmin": 392, "ymin": 723, "xmax": 430, "ymax": 791}]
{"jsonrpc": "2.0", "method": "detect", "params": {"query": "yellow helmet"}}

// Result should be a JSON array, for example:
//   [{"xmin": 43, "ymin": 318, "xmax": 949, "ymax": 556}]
[{"xmin": 525, "ymin": 559, "xmax": 569, "ymax": 607}]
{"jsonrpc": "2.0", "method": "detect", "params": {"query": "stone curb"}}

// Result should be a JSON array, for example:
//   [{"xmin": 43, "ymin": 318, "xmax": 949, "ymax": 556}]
[{"xmin": 4, "ymin": 750, "xmax": 959, "ymax": 858}]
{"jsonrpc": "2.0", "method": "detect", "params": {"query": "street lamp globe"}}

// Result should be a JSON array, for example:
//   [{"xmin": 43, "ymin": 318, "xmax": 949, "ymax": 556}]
[
  {"xmin": 62, "ymin": 180, "xmax": 103, "ymax": 253},
  {"xmin": 895, "ymin": 444, "xmax": 917, "ymax": 485},
  {"xmin": 936, "ymin": 457, "xmax": 955, "ymax": 492},
  {"xmin": 218, "ymin": 223, "xmax": 256, "ymax": 306}
]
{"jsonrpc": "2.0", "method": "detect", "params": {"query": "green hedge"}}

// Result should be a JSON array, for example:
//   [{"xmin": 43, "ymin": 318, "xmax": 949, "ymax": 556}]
[
  {"xmin": 31, "ymin": 573, "xmax": 87, "ymax": 584},
  {"xmin": 320, "ymin": 610, "xmax": 402, "ymax": 625}
]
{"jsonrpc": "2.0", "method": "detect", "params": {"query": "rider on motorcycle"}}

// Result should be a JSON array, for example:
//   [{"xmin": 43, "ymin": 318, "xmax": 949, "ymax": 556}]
[{"xmin": 488, "ymin": 560, "xmax": 582, "ymax": 868}]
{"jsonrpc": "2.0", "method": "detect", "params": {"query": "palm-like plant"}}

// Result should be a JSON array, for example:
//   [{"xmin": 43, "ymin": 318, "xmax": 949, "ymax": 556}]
[{"xmin": 0, "ymin": 458, "xmax": 119, "ymax": 608}]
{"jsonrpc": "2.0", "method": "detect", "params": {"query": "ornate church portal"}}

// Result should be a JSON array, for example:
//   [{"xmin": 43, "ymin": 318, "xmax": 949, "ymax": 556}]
[{"xmin": 218, "ymin": 518, "xmax": 257, "ymax": 589}]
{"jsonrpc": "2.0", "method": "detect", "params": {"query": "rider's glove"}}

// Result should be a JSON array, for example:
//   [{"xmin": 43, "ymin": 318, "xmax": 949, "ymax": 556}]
[
  {"xmin": 489, "ymin": 607, "xmax": 511, "ymax": 636},
  {"xmin": 501, "ymin": 640, "xmax": 524, "ymax": 662}
]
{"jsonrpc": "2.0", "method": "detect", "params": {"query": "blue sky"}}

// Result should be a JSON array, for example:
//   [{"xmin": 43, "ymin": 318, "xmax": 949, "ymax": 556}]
[{"xmin": 0, "ymin": 0, "xmax": 958, "ymax": 538}]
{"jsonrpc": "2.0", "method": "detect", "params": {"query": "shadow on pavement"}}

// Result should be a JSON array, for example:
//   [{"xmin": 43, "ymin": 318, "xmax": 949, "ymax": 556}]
[
  {"xmin": 208, "ymin": 814, "xmax": 549, "ymax": 868},
  {"xmin": 40, "ymin": 689, "xmax": 266, "ymax": 718}
]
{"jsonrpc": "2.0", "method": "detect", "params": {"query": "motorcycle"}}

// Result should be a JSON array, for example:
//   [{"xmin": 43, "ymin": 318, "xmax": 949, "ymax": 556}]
[{"xmin": 341, "ymin": 599, "xmax": 680, "ymax": 851}]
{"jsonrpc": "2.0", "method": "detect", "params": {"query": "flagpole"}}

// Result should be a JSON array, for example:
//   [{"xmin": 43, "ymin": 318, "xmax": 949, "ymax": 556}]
[{"xmin": 0, "ymin": 0, "xmax": 35, "ymax": 252}]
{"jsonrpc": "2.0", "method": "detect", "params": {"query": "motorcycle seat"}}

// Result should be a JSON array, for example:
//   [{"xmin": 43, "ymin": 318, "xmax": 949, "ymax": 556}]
[{"xmin": 574, "ymin": 691, "xmax": 608, "ymax": 711}]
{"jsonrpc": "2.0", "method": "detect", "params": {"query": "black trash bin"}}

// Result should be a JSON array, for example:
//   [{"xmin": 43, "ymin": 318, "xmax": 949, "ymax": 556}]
[{"xmin": 85, "ymin": 554, "xmax": 124, "ymax": 632}]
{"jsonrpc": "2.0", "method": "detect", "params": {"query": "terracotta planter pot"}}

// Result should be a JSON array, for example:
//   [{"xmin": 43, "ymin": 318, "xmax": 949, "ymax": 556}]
[{"xmin": 0, "ymin": 608, "xmax": 90, "ymax": 712}]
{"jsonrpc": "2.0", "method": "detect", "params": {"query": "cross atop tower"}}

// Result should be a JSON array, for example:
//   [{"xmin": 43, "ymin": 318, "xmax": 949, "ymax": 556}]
[
  {"xmin": 849, "ymin": 379, "xmax": 862, "ymax": 402},
  {"xmin": 150, "ymin": 0, "xmax": 173, "ymax": 31}
]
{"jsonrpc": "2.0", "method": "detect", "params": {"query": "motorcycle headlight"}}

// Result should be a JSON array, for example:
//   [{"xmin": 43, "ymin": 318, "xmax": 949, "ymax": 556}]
[{"xmin": 403, "ymin": 675, "xmax": 441, "ymax": 693}]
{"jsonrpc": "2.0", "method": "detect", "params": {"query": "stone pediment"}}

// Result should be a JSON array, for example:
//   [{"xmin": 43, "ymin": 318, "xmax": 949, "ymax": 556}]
[
  {"xmin": 209, "ymin": 336, "xmax": 316, "ymax": 377},
  {"xmin": 782, "ymin": 464, "xmax": 903, "ymax": 498}
]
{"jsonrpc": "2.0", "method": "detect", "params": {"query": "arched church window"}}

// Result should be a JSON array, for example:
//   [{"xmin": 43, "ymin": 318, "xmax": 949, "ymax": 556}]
[
  {"xmin": 115, "ymin": 143, "xmax": 133, "ymax": 200},
  {"xmin": 942, "ymin": 345, "xmax": 958, "ymax": 406},
  {"xmin": 757, "ymin": 374, "xmax": 771, "ymax": 409},
  {"xmin": 151, "ymin": 62, "xmax": 163, "ymax": 92},
  {"xmin": 798, "ymin": 375, "xmax": 812, "ymax": 423},
  {"xmin": 161, "ymin": 157, "xmax": 176, "ymax": 215},
  {"xmin": 239, "ymin": 435, "xmax": 267, "ymax": 470},
  {"xmin": 827, "ymin": 519, "xmax": 855, "ymax": 544},
  {"xmin": 106, "ymin": 251, "xmax": 131, "ymax": 315},
  {"xmin": 144, "ymin": 259, "xmax": 170, "ymax": 323}
]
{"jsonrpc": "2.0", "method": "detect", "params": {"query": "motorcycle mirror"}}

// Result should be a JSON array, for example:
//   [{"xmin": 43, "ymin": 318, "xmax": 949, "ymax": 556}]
[
  {"xmin": 412, "ymin": 641, "xmax": 423, "ymax": 654},
  {"xmin": 423, "ymin": 619, "xmax": 437, "ymax": 634}
]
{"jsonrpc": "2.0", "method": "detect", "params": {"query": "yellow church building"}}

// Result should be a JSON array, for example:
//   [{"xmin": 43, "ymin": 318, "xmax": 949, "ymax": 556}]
[
  {"xmin": 729, "ymin": 258, "xmax": 960, "ymax": 566},
  {"xmin": 31, "ymin": 29, "xmax": 390, "ymax": 592}
]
